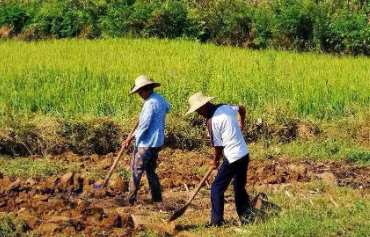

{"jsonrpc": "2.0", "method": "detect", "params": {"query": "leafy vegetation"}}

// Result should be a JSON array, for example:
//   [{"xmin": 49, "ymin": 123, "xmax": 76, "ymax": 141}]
[
  {"xmin": 1, "ymin": 0, "xmax": 370, "ymax": 55},
  {"xmin": 348, "ymin": 151, "xmax": 370, "ymax": 164}
]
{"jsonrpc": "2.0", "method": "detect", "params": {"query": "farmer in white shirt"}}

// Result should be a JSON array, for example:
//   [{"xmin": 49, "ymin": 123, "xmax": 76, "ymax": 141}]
[
  {"xmin": 120, "ymin": 75, "xmax": 171, "ymax": 205},
  {"xmin": 186, "ymin": 92, "xmax": 252, "ymax": 226}
]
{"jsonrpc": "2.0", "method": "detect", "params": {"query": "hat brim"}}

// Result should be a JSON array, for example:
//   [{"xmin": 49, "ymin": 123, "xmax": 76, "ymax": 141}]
[
  {"xmin": 129, "ymin": 82, "xmax": 161, "ymax": 94},
  {"xmin": 185, "ymin": 96, "xmax": 216, "ymax": 116}
]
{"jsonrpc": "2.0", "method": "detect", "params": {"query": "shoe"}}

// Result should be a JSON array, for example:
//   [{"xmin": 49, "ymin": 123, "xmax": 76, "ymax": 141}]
[{"xmin": 204, "ymin": 220, "xmax": 228, "ymax": 228}]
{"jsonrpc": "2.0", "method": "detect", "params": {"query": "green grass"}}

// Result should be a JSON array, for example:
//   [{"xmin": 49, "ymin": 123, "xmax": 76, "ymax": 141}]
[
  {"xmin": 0, "ymin": 38, "xmax": 370, "ymax": 121},
  {"xmin": 135, "ymin": 183, "xmax": 370, "ymax": 237},
  {"xmin": 249, "ymin": 138, "xmax": 369, "ymax": 161},
  {"xmin": 0, "ymin": 157, "xmax": 67, "ymax": 178}
]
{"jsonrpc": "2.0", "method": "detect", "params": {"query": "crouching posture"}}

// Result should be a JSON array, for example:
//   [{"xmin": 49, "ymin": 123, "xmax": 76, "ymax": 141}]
[
  {"xmin": 121, "ymin": 75, "xmax": 171, "ymax": 205},
  {"xmin": 186, "ymin": 92, "xmax": 252, "ymax": 226}
]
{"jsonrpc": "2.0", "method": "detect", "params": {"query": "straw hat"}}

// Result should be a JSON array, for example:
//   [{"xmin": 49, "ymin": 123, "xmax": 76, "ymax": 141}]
[
  {"xmin": 185, "ymin": 92, "xmax": 216, "ymax": 116},
  {"xmin": 130, "ymin": 75, "xmax": 161, "ymax": 94}
]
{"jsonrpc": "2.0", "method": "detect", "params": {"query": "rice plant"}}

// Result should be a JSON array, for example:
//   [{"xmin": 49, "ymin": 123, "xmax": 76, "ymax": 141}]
[{"xmin": 1, "ymin": 38, "xmax": 370, "ymax": 122}]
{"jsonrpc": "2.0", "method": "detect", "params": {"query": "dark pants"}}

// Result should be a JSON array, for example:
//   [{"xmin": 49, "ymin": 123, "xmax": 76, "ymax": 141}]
[
  {"xmin": 127, "ymin": 146, "xmax": 162, "ymax": 204},
  {"xmin": 211, "ymin": 154, "xmax": 252, "ymax": 224}
]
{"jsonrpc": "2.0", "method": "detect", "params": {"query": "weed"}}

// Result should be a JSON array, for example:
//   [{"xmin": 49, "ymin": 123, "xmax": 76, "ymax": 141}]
[
  {"xmin": 117, "ymin": 167, "xmax": 130, "ymax": 180},
  {"xmin": 348, "ymin": 151, "xmax": 370, "ymax": 164}
]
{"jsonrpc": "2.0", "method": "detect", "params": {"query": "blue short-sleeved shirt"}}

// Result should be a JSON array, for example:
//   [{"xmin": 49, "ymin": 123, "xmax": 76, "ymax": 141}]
[{"xmin": 134, "ymin": 92, "xmax": 171, "ymax": 147}]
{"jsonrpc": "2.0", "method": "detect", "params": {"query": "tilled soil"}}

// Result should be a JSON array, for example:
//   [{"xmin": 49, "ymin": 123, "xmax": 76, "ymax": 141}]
[{"xmin": 1, "ymin": 149, "xmax": 370, "ymax": 236}]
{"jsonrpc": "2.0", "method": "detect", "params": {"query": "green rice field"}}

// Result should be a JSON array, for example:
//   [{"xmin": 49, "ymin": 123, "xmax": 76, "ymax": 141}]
[{"xmin": 1, "ymin": 38, "xmax": 370, "ymax": 121}]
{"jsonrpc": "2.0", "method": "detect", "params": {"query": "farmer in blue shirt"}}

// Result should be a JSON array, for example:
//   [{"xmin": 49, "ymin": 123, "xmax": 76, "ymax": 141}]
[{"xmin": 120, "ymin": 75, "xmax": 171, "ymax": 205}]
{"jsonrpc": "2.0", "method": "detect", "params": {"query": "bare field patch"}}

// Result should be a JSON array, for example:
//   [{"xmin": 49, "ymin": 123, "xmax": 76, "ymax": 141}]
[{"xmin": 1, "ymin": 149, "xmax": 370, "ymax": 236}]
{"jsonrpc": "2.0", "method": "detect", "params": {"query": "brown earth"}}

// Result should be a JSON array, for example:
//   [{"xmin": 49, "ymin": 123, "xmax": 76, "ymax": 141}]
[
  {"xmin": 0, "ymin": 26, "xmax": 12, "ymax": 38},
  {"xmin": 1, "ymin": 148, "xmax": 370, "ymax": 236}
]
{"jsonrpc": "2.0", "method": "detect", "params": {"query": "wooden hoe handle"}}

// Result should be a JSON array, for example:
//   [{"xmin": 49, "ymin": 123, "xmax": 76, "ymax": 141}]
[
  {"xmin": 185, "ymin": 166, "xmax": 214, "ymax": 205},
  {"xmin": 102, "ymin": 146, "xmax": 126, "ymax": 187}
]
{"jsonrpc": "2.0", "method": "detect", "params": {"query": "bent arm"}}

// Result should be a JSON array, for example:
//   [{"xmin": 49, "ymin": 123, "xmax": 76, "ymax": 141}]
[{"xmin": 123, "ymin": 119, "xmax": 139, "ymax": 148}]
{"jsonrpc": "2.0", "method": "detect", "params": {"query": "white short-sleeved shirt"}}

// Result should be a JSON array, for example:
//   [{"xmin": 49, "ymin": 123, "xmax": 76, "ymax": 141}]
[{"xmin": 208, "ymin": 105, "xmax": 249, "ymax": 163}]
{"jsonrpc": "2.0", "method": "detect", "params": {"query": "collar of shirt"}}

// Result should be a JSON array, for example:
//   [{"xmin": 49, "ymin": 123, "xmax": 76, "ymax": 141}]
[
  {"xmin": 142, "ymin": 92, "xmax": 156, "ymax": 107},
  {"xmin": 146, "ymin": 92, "xmax": 157, "ymax": 101},
  {"xmin": 206, "ymin": 103, "xmax": 226, "ymax": 120}
]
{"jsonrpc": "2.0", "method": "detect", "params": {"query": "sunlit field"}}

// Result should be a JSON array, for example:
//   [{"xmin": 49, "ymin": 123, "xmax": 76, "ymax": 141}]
[{"xmin": 1, "ymin": 38, "xmax": 370, "ymax": 121}]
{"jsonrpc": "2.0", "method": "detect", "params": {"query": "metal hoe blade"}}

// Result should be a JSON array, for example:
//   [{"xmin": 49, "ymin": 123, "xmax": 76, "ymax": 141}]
[
  {"xmin": 92, "ymin": 184, "xmax": 105, "ymax": 191},
  {"xmin": 168, "ymin": 205, "xmax": 188, "ymax": 222}
]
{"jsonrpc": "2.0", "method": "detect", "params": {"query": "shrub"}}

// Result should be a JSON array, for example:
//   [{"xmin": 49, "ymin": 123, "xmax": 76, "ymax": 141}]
[
  {"xmin": 251, "ymin": 6, "xmax": 274, "ymax": 49},
  {"xmin": 1, "ymin": 0, "xmax": 370, "ymax": 55},
  {"xmin": 323, "ymin": 10, "xmax": 370, "ymax": 55},
  {"xmin": 126, "ymin": 1, "xmax": 162, "ymax": 37},
  {"xmin": 98, "ymin": 1, "xmax": 133, "ymax": 37},
  {"xmin": 145, "ymin": 1, "xmax": 190, "ymax": 38},
  {"xmin": 34, "ymin": 0, "xmax": 98, "ymax": 38},
  {"xmin": 271, "ymin": 0, "xmax": 317, "ymax": 50},
  {"xmin": 0, "ymin": 3, "xmax": 30, "ymax": 34},
  {"xmin": 198, "ymin": 0, "xmax": 255, "ymax": 46}
]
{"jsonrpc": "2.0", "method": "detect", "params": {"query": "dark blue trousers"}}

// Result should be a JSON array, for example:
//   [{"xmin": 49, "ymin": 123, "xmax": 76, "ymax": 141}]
[{"xmin": 211, "ymin": 154, "xmax": 252, "ymax": 224}]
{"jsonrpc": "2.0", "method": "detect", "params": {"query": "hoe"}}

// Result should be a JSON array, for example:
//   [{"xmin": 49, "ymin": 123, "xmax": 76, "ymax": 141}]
[
  {"xmin": 93, "ymin": 146, "xmax": 127, "ymax": 191},
  {"xmin": 168, "ymin": 166, "xmax": 214, "ymax": 222},
  {"xmin": 93, "ymin": 122, "xmax": 138, "ymax": 191},
  {"xmin": 168, "ymin": 169, "xmax": 282, "ymax": 222}
]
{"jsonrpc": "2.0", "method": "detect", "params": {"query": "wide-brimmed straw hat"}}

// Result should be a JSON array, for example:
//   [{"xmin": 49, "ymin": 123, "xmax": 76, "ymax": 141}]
[
  {"xmin": 185, "ymin": 92, "xmax": 216, "ymax": 116},
  {"xmin": 129, "ymin": 75, "xmax": 161, "ymax": 94}
]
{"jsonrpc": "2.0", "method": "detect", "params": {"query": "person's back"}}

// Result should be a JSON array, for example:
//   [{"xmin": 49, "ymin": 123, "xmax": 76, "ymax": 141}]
[
  {"xmin": 209, "ymin": 105, "xmax": 249, "ymax": 163},
  {"xmin": 135, "ymin": 92, "xmax": 170, "ymax": 147}
]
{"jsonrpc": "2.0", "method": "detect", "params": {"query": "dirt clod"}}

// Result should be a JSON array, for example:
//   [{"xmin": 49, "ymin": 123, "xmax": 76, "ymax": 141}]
[
  {"xmin": 37, "ymin": 223, "xmax": 61, "ymax": 235},
  {"xmin": 315, "ymin": 172, "xmax": 337, "ymax": 186},
  {"xmin": 108, "ymin": 173, "xmax": 127, "ymax": 193},
  {"xmin": 60, "ymin": 172, "xmax": 74, "ymax": 188},
  {"xmin": 32, "ymin": 194, "xmax": 49, "ymax": 202},
  {"xmin": 25, "ymin": 178, "xmax": 36, "ymax": 186},
  {"xmin": 48, "ymin": 216, "xmax": 70, "ymax": 225},
  {"xmin": 6, "ymin": 179, "xmax": 21, "ymax": 192},
  {"xmin": 17, "ymin": 208, "xmax": 39, "ymax": 229}
]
